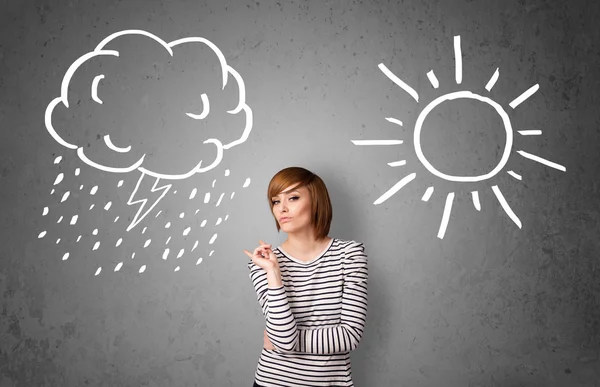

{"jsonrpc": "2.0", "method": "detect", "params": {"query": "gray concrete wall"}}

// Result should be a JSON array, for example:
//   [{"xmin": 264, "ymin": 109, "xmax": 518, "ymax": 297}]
[{"xmin": 1, "ymin": 0, "xmax": 598, "ymax": 385}]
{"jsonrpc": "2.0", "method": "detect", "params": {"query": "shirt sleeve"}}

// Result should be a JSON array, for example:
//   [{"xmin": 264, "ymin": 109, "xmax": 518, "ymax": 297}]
[
  {"xmin": 248, "ymin": 261, "xmax": 270, "ymax": 318},
  {"xmin": 247, "ymin": 241, "xmax": 369, "ymax": 355},
  {"xmin": 247, "ymin": 261, "xmax": 299, "ymax": 353},
  {"xmin": 293, "ymin": 241, "xmax": 369, "ymax": 354}
]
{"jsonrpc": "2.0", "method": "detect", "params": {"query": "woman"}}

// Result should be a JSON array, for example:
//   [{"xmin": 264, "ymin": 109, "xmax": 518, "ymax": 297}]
[{"xmin": 243, "ymin": 166, "xmax": 369, "ymax": 387}]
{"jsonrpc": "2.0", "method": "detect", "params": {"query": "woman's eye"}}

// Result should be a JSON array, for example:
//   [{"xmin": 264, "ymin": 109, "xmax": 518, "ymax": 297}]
[{"xmin": 272, "ymin": 197, "xmax": 298, "ymax": 205}]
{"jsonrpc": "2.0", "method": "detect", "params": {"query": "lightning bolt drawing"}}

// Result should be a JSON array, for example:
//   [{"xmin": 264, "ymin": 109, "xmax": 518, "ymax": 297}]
[{"xmin": 126, "ymin": 171, "xmax": 172, "ymax": 231}]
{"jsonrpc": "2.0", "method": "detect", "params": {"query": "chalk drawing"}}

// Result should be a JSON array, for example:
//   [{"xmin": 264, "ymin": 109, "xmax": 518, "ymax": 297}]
[
  {"xmin": 353, "ymin": 34, "xmax": 566, "ymax": 239},
  {"xmin": 40, "ymin": 30, "xmax": 254, "ymax": 275}
]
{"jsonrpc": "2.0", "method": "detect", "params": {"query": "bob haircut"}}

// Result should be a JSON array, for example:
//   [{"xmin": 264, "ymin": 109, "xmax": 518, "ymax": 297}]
[{"xmin": 267, "ymin": 167, "xmax": 332, "ymax": 240}]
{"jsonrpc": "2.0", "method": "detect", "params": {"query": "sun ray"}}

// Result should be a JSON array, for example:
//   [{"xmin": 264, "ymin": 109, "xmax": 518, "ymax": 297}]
[
  {"xmin": 491, "ymin": 185, "xmax": 522, "ymax": 228},
  {"xmin": 385, "ymin": 117, "xmax": 403, "ymax": 126},
  {"xmin": 509, "ymin": 84, "xmax": 539, "ymax": 109},
  {"xmin": 454, "ymin": 36, "xmax": 462, "ymax": 84},
  {"xmin": 378, "ymin": 63, "xmax": 419, "ymax": 102},
  {"xmin": 351, "ymin": 140, "xmax": 403, "ymax": 145},
  {"xmin": 374, "ymin": 173, "xmax": 416, "ymax": 205},
  {"xmin": 438, "ymin": 192, "xmax": 455, "ymax": 239},
  {"xmin": 427, "ymin": 70, "xmax": 439, "ymax": 88},
  {"xmin": 421, "ymin": 186, "xmax": 434, "ymax": 202},
  {"xmin": 485, "ymin": 68, "xmax": 499, "ymax": 91},
  {"xmin": 516, "ymin": 150, "xmax": 566, "ymax": 171},
  {"xmin": 471, "ymin": 191, "xmax": 481, "ymax": 211},
  {"xmin": 507, "ymin": 170, "xmax": 522, "ymax": 180},
  {"xmin": 388, "ymin": 160, "xmax": 406, "ymax": 167},
  {"xmin": 518, "ymin": 130, "xmax": 542, "ymax": 135}
]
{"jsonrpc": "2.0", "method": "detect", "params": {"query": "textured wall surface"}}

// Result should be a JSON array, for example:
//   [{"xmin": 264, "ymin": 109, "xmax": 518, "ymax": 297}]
[{"xmin": 1, "ymin": 0, "xmax": 599, "ymax": 386}]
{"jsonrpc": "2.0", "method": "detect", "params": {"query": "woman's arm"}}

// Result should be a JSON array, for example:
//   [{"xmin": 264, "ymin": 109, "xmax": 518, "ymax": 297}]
[
  {"xmin": 249, "ymin": 241, "xmax": 369, "ymax": 355},
  {"xmin": 292, "ymin": 241, "xmax": 368, "ymax": 354},
  {"xmin": 248, "ymin": 262, "xmax": 299, "ymax": 353}
]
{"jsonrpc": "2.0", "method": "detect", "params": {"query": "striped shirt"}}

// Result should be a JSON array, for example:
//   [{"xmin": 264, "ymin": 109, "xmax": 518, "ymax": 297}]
[{"xmin": 247, "ymin": 238, "xmax": 369, "ymax": 387}]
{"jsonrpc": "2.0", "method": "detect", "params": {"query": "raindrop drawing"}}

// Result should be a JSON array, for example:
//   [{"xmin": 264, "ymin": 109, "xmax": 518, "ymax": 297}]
[
  {"xmin": 353, "ymin": 35, "xmax": 566, "ymax": 239},
  {"xmin": 39, "ymin": 29, "xmax": 255, "ymax": 274}
]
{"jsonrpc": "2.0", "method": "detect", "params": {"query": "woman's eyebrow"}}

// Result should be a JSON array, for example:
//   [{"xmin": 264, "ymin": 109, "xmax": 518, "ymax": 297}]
[{"xmin": 272, "ymin": 190, "xmax": 299, "ymax": 198}]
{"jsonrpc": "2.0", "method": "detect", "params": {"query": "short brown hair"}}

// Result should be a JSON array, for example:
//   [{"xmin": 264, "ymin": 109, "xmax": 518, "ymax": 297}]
[{"xmin": 267, "ymin": 167, "xmax": 332, "ymax": 240}]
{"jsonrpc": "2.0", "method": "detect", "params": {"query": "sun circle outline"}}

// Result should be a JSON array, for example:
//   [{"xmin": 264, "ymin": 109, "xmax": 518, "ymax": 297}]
[{"xmin": 413, "ymin": 90, "xmax": 513, "ymax": 182}]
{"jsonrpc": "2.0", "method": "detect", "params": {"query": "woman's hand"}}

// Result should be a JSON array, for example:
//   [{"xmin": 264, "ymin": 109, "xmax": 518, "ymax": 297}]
[
  {"xmin": 263, "ymin": 329, "xmax": 275, "ymax": 350},
  {"xmin": 243, "ymin": 240, "xmax": 279, "ymax": 271}
]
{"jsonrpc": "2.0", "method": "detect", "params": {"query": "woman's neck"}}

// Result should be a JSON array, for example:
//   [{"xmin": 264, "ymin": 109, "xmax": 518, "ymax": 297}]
[{"xmin": 282, "ymin": 234, "xmax": 331, "ymax": 257}]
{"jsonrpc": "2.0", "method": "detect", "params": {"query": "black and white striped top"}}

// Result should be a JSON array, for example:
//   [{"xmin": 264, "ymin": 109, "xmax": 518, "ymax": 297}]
[{"xmin": 247, "ymin": 238, "xmax": 369, "ymax": 387}]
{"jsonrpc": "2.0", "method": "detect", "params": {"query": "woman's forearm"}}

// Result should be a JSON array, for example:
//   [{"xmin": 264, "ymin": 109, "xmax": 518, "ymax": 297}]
[{"xmin": 265, "ymin": 267, "xmax": 283, "ymax": 288}]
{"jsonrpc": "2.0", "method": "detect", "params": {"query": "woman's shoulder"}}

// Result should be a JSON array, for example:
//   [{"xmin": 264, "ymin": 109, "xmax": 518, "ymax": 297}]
[
  {"xmin": 331, "ymin": 238, "xmax": 366, "ymax": 258},
  {"xmin": 333, "ymin": 238, "xmax": 365, "ymax": 248},
  {"xmin": 334, "ymin": 239, "xmax": 368, "ymax": 268}
]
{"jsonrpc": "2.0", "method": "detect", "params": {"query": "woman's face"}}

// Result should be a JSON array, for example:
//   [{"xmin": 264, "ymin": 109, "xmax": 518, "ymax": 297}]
[{"xmin": 271, "ymin": 184, "xmax": 312, "ymax": 233}]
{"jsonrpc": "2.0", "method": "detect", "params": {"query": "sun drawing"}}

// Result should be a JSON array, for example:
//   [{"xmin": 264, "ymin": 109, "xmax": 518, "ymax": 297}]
[{"xmin": 352, "ymin": 35, "xmax": 566, "ymax": 239}]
